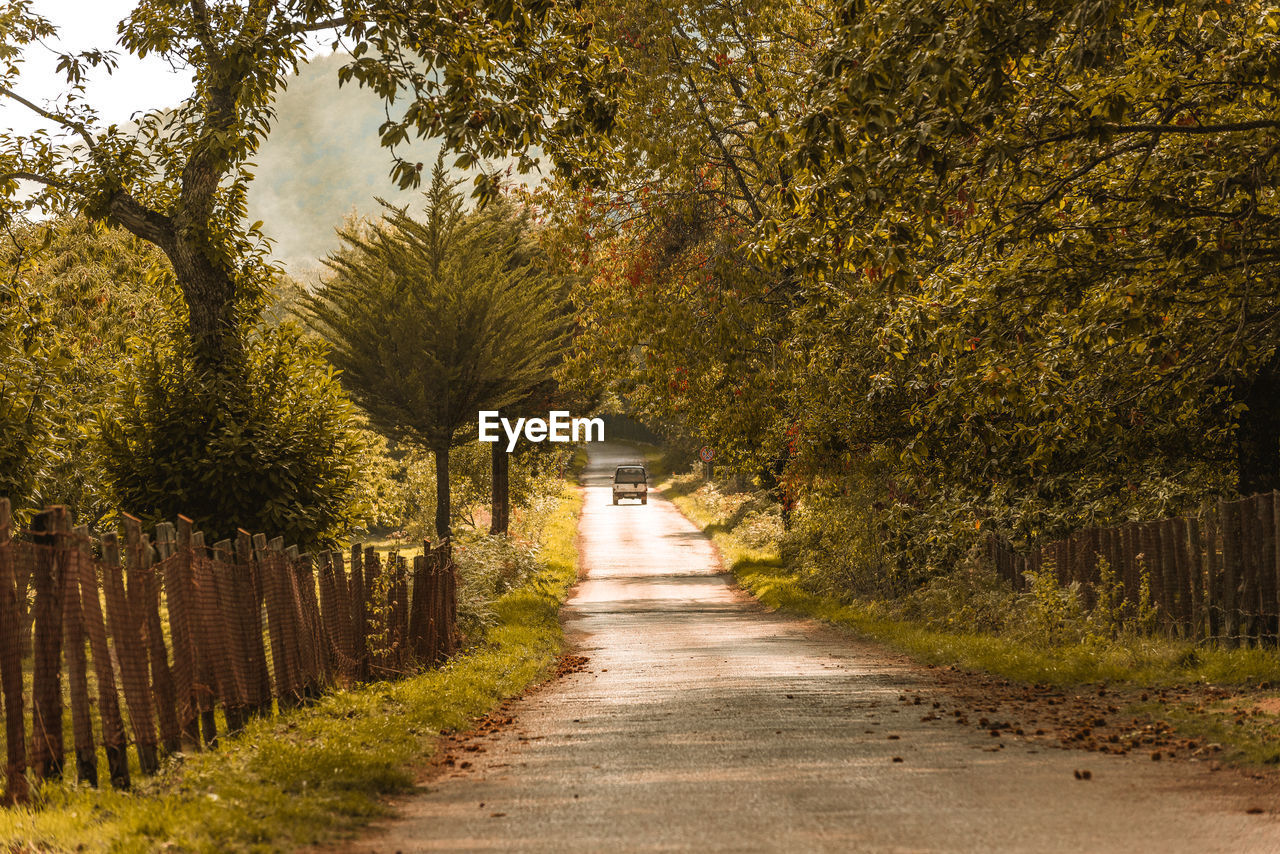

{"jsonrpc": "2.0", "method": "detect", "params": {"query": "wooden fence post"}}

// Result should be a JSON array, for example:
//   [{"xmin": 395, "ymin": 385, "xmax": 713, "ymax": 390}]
[
  {"xmin": 123, "ymin": 516, "xmax": 181, "ymax": 755},
  {"xmin": 29, "ymin": 508, "xmax": 65, "ymax": 781},
  {"xmin": 364, "ymin": 546, "xmax": 382, "ymax": 674},
  {"xmin": 350, "ymin": 544, "xmax": 368, "ymax": 680},
  {"xmin": 1186, "ymin": 518, "xmax": 1206, "ymax": 640},
  {"xmin": 1138, "ymin": 523, "xmax": 1162, "ymax": 630},
  {"xmin": 64, "ymin": 524, "xmax": 96, "ymax": 786},
  {"xmin": 211, "ymin": 539, "xmax": 249, "ymax": 733},
  {"xmin": 443, "ymin": 545, "xmax": 457, "ymax": 657},
  {"xmin": 1258, "ymin": 493, "xmax": 1277, "ymax": 642},
  {"xmin": 282, "ymin": 545, "xmax": 315, "ymax": 699},
  {"xmin": 193, "ymin": 530, "xmax": 231, "ymax": 746},
  {"xmin": 0, "ymin": 498, "xmax": 28, "ymax": 804},
  {"xmin": 1273, "ymin": 492, "xmax": 1280, "ymax": 643},
  {"xmin": 236, "ymin": 530, "xmax": 272, "ymax": 718},
  {"xmin": 330, "ymin": 548, "xmax": 354, "ymax": 676},
  {"xmin": 1205, "ymin": 510, "xmax": 1221, "ymax": 641},
  {"xmin": 156, "ymin": 522, "xmax": 200, "ymax": 749},
  {"xmin": 1157, "ymin": 520, "xmax": 1182, "ymax": 636},
  {"xmin": 408, "ymin": 554, "xmax": 428, "ymax": 663},
  {"xmin": 74, "ymin": 524, "xmax": 130, "ymax": 790},
  {"xmin": 1244, "ymin": 494, "xmax": 1264, "ymax": 640},
  {"xmin": 101, "ymin": 530, "xmax": 160, "ymax": 774},
  {"xmin": 177, "ymin": 517, "xmax": 218, "ymax": 746},
  {"xmin": 1220, "ymin": 499, "xmax": 1241, "ymax": 646},
  {"xmin": 259, "ymin": 534, "xmax": 293, "ymax": 709}
]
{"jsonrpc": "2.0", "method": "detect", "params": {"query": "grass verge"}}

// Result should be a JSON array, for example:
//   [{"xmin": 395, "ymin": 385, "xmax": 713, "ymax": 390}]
[
  {"xmin": 0, "ymin": 483, "xmax": 583, "ymax": 853},
  {"xmin": 656, "ymin": 467, "xmax": 1280, "ymax": 767}
]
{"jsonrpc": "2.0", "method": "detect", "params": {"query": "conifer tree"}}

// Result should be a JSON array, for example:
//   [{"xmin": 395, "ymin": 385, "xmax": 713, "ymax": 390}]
[{"xmin": 309, "ymin": 161, "xmax": 567, "ymax": 539}]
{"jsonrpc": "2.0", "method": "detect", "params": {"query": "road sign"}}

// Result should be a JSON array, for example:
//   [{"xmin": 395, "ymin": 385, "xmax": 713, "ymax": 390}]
[{"xmin": 699, "ymin": 446, "xmax": 715, "ymax": 463}]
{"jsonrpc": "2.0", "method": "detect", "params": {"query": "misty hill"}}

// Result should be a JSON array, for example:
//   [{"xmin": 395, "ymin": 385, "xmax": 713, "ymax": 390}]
[{"xmin": 248, "ymin": 53, "xmax": 525, "ymax": 278}]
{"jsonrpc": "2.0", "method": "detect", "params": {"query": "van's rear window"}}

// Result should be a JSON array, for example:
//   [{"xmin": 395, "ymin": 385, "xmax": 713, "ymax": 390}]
[{"xmin": 615, "ymin": 468, "xmax": 646, "ymax": 483}]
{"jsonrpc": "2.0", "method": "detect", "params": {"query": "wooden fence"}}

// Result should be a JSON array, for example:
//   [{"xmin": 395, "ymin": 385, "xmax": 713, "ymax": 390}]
[
  {"xmin": 987, "ymin": 491, "xmax": 1280, "ymax": 647},
  {"xmin": 0, "ymin": 499, "xmax": 457, "ymax": 806}
]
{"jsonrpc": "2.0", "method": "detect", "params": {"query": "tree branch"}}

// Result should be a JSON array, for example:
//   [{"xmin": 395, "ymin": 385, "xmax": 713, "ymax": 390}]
[
  {"xmin": 189, "ymin": 0, "xmax": 222, "ymax": 60},
  {"xmin": 105, "ymin": 191, "xmax": 175, "ymax": 249},
  {"xmin": 286, "ymin": 16, "xmax": 349, "ymax": 35},
  {"xmin": 0, "ymin": 171, "xmax": 83, "ymax": 194},
  {"xmin": 1111, "ymin": 119, "xmax": 1280, "ymax": 135},
  {"xmin": 0, "ymin": 86, "xmax": 97, "ymax": 152}
]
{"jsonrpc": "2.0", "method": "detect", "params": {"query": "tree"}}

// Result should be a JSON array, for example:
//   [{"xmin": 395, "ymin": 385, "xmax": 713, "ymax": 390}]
[
  {"xmin": 308, "ymin": 161, "xmax": 568, "ymax": 539},
  {"xmin": 542, "ymin": 0, "xmax": 833, "ymax": 496},
  {"xmin": 751, "ymin": 0, "xmax": 1280, "ymax": 561},
  {"xmin": 0, "ymin": 0, "xmax": 614, "ymax": 367},
  {"xmin": 0, "ymin": 0, "xmax": 607, "ymax": 538},
  {"xmin": 0, "ymin": 215, "xmax": 169, "ymax": 521}
]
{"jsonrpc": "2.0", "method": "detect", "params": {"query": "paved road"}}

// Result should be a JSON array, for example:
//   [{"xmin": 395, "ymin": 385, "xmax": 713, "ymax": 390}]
[{"xmin": 355, "ymin": 442, "xmax": 1280, "ymax": 852}]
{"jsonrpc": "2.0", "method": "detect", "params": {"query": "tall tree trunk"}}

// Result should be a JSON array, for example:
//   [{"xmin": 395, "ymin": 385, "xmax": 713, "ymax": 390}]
[
  {"xmin": 434, "ymin": 444, "xmax": 451, "ymax": 541},
  {"xmin": 490, "ymin": 441, "xmax": 510, "ymax": 536},
  {"xmin": 167, "ymin": 238, "xmax": 245, "ymax": 373},
  {"xmin": 1237, "ymin": 355, "xmax": 1280, "ymax": 495}
]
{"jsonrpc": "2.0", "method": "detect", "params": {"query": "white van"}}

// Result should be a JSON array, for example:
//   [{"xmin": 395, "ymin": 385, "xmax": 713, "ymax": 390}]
[{"xmin": 612, "ymin": 465, "xmax": 648, "ymax": 505}]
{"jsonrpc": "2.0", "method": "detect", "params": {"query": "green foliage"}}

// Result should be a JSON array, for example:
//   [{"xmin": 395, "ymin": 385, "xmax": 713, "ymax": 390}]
[
  {"xmin": 453, "ymin": 534, "xmax": 545, "ymax": 638},
  {"xmin": 98, "ymin": 321, "xmax": 368, "ymax": 548},
  {"xmin": 393, "ymin": 441, "xmax": 573, "ymax": 540},
  {"xmin": 546, "ymin": 0, "xmax": 831, "ymax": 483},
  {"xmin": 308, "ymin": 159, "xmax": 572, "ymax": 537},
  {"xmin": 310, "ymin": 161, "xmax": 569, "ymax": 451},
  {"xmin": 667, "ymin": 469, "xmax": 1280, "ymax": 694},
  {"xmin": 0, "ymin": 216, "xmax": 168, "ymax": 520},
  {"xmin": 780, "ymin": 482, "xmax": 894, "ymax": 597},
  {"xmin": 546, "ymin": 0, "xmax": 1280, "ymax": 583}
]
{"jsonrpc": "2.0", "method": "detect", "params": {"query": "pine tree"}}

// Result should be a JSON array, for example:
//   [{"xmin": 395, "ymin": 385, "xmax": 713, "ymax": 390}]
[{"xmin": 308, "ymin": 160, "xmax": 568, "ymax": 539}]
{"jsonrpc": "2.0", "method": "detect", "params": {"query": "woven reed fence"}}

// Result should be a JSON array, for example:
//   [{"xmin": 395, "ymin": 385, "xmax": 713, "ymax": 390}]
[
  {"xmin": 0, "ymin": 498, "xmax": 456, "ymax": 805},
  {"xmin": 987, "ymin": 491, "xmax": 1280, "ymax": 648}
]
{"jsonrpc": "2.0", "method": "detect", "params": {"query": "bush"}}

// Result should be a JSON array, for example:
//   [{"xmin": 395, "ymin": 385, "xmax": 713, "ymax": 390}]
[
  {"xmin": 99, "ymin": 322, "xmax": 368, "ymax": 548},
  {"xmin": 781, "ymin": 487, "xmax": 894, "ymax": 598},
  {"xmin": 451, "ymin": 535, "xmax": 544, "ymax": 638}
]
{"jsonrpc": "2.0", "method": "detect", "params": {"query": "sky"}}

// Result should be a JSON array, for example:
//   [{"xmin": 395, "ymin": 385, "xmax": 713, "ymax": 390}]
[{"xmin": 0, "ymin": 0, "xmax": 195, "ymax": 135}]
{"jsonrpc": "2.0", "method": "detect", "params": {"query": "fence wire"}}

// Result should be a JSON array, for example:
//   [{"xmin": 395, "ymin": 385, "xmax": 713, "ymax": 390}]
[{"xmin": 0, "ymin": 499, "xmax": 457, "ymax": 806}]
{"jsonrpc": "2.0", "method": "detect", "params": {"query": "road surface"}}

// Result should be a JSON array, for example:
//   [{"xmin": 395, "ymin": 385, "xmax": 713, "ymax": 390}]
[{"xmin": 353, "ymin": 442, "xmax": 1280, "ymax": 852}]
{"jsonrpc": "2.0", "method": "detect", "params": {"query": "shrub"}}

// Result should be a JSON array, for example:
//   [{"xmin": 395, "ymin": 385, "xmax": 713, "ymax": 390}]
[
  {"xmin": 452, "ymin": 535, "xmax": 543, "ymax": 638},
  {"xmin": 781, "ymin": 487, "xmax": 893, "ymax": 598},
  {"xmin": 99, "ymin": 322, "xmax": 368, "ymax": 548}
]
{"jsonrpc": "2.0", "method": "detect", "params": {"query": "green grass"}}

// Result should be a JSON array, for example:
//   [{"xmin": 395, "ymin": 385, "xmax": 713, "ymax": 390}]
[{"xmin": 0, "ymin": 483, "xmax": 583, "ymax": 853}]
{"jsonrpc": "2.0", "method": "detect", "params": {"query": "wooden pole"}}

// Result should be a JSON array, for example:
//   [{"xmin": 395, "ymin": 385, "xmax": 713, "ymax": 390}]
[
  {"xmin": 350, "ymin": 544, "xmax": 367, "ymax": 680},
  {"xmin": 236, "ymin": 530, "xmax": 272, "ymax": 717},
  {"xmin": 1205, "ymin": 510, "xmax": 1221, "ymax": 641},
  {"xmin": 189, "ymin": 530, "xmax": 220, "ymax": 748},
  {"xmin": 1257, "ymin": 493, "xmax": 1277, "ymax": 641},
  {"xmin": 29, "ymin": 508, "xmax": 64, "ymax": 780},
  {"xmin": 1220, "ymin": 499, "xmax": 1240, "ymax": 647},
  {"xmin": 101, "ymin": 530, "xmax": 160, "ymax": 774},
  {"xmin": 64, "ymin": 523, "xmax": 97, "ymax": 786},
  {"xmin": 0, "ymin": 498, "xmax": 28, "ymax": 804},
  {"xmin": 211, "ymin": 539, "xmax": 248, "ymax": 733},
  {"xmin": 1186, "ymin": 518, "xmax": 1206, "ymax": 640},
  {"xmin": 75, "ymin": 523, "xmax": 130, "ymax": 789},
  {"xmin": 124, "ymin": 516, "xmax": 181, "ymax": 755},
  {"xmin": 155, "ymin": 522, "xmax": 199, "ymax": 749}
]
